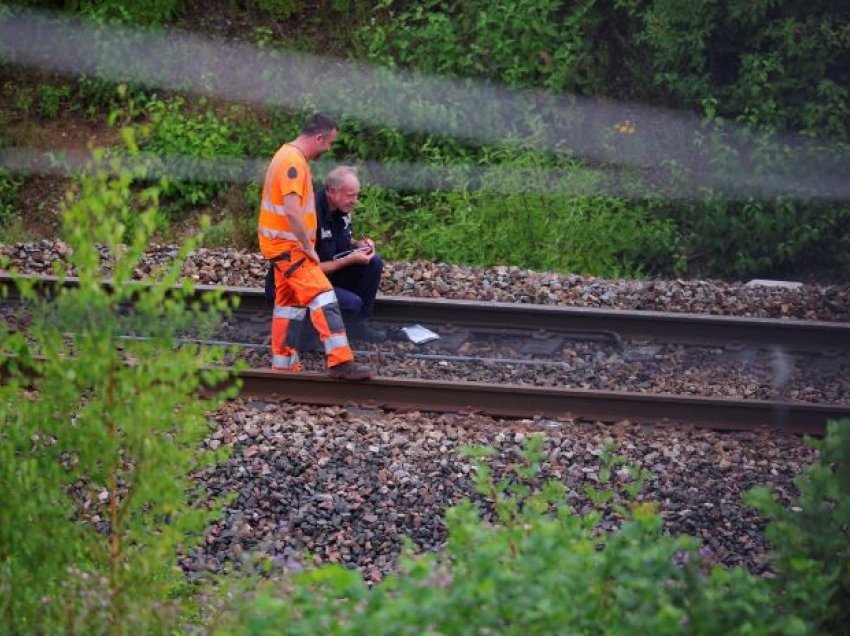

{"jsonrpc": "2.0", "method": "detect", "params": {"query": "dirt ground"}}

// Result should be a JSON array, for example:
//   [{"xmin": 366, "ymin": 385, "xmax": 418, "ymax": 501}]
[{"xmin": 0, "ymin": 101, "xmax": 125, "ymax": 237}]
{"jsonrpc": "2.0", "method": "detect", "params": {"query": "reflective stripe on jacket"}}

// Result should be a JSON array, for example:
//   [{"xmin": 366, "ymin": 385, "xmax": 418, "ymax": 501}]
[{"xmin": 257, "ymin": 144, "xmax": 317, "ymax": 260}]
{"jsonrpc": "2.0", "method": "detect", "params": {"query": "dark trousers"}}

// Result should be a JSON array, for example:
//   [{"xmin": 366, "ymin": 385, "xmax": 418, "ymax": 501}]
[{"xmin": 329, "ymin": 254, "xmax": 383, "ymax": 326}]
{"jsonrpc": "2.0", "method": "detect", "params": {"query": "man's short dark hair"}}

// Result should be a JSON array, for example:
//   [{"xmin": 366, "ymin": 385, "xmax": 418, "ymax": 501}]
[{"xmin": 301, "ymin": 113, "xmax": 338, "ymax": 136}]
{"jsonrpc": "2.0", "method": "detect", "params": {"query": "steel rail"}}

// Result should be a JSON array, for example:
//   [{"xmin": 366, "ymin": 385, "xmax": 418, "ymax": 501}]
[
  {"xmin": 3, "ymin": 350, "xmax": 843, "ymax": 434},
  {"xmin": 3, "ymin": 273, "xmax": 849, "ymax": 351},
  {"xmin": 374, "ymin": 296, "xmax": 850, "ymax": 353},
  {"xmin": 224, "ymin": 369, "xmax": 847, "ymax": 436},
  {"xmin": 4, "ymin": 351, "xmax": 842, "ymax": 435}
]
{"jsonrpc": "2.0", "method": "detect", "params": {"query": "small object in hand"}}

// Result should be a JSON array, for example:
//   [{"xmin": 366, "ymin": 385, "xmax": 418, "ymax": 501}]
[{"xmin": 332, "ymin": 246, "xmax": 372, "ymax": 260}]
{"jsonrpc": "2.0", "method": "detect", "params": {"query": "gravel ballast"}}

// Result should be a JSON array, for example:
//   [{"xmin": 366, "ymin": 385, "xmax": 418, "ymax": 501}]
[{"xmin": 2, "ymin": 241, "xmax": 838, "ymax": 580}]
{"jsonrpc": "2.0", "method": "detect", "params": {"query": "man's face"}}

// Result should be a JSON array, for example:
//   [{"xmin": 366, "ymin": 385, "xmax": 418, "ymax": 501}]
[
  {"xmin": 313, "ymin": 129, "xmax": 337, "ymax": 157},
  {"xmin": 326, "ymin": 174, "xmax": 360, "ymax": 214}
]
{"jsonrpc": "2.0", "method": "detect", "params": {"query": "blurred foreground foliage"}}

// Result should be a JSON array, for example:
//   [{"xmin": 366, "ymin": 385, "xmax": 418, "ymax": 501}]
[{"xmin": 0, "ymin": 137, "xmax": 240, "ymax": 632}]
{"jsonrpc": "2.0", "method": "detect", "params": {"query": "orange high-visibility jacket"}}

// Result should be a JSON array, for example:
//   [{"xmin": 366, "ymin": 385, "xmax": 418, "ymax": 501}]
[{"xmin": 257, "ymin": 144, "xmax": 317, "ymax": 260}]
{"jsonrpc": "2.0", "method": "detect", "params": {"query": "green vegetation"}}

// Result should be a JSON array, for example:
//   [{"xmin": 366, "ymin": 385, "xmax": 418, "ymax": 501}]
[
  {"xmin": 0, "ymin": 170, "xmax": 22, "ymax": 230},
  {"xmin": 346, "ymin": 0, "xmax": 850, "ymax": 279},
  {"xmin": 354, "ymin": 181, "xmax": 678, "ymax": 277},
  {"xmin": 12, "ymin": 0, "xmax": 182, "ymax": 24},
  {"xmin": 141, "ymin": 97, "xmax": 252, "ymax": 221},
  {"xmin": 747, "ymin": 419, "xmax": 850, "ymax": 635},
  {"xmin": 35, "ymin": 83, "xmax": 70, "ymax": 118},
  {"xmin": 0, "ymin": 0, "xmax": 848, "ymax": 279},
  {"xmin": 0, "ymin": 141, "xmax": 239, "ymax": 632}
]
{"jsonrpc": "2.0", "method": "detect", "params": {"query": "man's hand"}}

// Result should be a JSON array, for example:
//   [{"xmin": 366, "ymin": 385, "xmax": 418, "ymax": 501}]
[
  {"xmin": 320, "ymin": 245, "xmax": 371, "ymax": 276},
  {"xmin": 348, "ymin": 246, "xmax": 373, "ymax": 265},
  {"xmin": 355, "ymin": 236, "xmax": 376, "ymax": 251},
  {"xmin": 304, "ymin": 246, "xmax": 320, "ymax": 263}
]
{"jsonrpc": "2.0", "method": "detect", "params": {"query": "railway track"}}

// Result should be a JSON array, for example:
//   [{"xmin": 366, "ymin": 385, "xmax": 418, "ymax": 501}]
[
  {"xmin": 3, "ymin": 273, "xmax": 850, "ymax": 434},
  {"xmin": 223, "ymin": 370, "xmax": 847, "ymax": 435},
  {"xmin": 7, "ymin": 273, "xmax": 848, "ymax": 351}
]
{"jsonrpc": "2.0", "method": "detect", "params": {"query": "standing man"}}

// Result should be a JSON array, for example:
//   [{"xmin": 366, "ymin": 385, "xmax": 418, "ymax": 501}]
[
  {"xmin": 258, "ymin": 114, "xmax": 372, "ymax": 380},
  {"xmin": 315, "ymin": 166, "xmax": 386, "ymax": 342}
]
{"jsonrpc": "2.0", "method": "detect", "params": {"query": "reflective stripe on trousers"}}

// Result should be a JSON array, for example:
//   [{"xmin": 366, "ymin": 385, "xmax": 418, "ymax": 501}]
[
  {"xmin": 272, "ymin": 353, "xmax": 300, "ymax": 369},
  {"xmin": 273, "ymin": 306, "xmax": 307, "ymax": 320}
]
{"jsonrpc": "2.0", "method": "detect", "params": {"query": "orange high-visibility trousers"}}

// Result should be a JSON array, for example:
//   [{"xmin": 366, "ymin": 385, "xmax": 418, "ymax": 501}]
[{"xmin": 270, "ymin": 247, "xmax": 353, "ymax": 371}]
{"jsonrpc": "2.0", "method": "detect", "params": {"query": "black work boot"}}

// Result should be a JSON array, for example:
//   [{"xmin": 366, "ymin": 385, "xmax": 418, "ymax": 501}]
[{"xmin": 328, "ymin": 360, "xmax": 373, "ymax": 380}]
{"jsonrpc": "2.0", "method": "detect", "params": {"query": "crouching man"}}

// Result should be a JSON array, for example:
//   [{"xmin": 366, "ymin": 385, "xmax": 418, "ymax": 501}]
[{"xmin": 314, "ymin": 166, "xmax": 386, "ymax": 343}]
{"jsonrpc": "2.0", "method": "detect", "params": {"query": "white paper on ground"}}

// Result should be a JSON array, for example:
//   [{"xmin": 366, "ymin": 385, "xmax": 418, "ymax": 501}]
[
  {"xmin": 745, "ymin": 279, "xmax": 802, "ymax": 289},
  {"xmin": 401, "ymin": 324, "xmax": 440, "ymax": 344}
]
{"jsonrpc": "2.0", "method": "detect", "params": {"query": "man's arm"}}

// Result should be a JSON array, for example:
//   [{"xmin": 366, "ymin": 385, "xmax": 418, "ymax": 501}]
[{"xmin": 283, "ymin": 193, "xmax": 319, "ymax": 263}]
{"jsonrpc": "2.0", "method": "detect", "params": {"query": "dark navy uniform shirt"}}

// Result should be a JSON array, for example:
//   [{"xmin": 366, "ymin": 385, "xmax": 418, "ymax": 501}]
[{"xmin": 314, "ymin": 188, "xmax": 354, "ymax": 263}]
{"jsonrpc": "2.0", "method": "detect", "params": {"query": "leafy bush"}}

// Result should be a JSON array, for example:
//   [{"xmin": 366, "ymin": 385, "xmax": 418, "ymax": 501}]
[
  {"xmin": 622, "ymin": 0, "xmax": 850, "ymax": 137},
  {"xmin": 655, "ymin": 194, "xmax": 850, "ymax": 279},
  {"xmin": 346, "ymin": 0, "xmax": 850, "ymax": 279},
  {"xmin": 359, "ymin": 188, "xmax": 677, "ymax": 277},
  {"xmin": 256, "ymin": 0, "xmax": 302, "ymax": 20},
  {"xmin": 353, "ymin": 152, "xmax": 678, "ymax": 277},
  {"xmin": 354, "ymin": 0, "xmax": 616, "ymax": 94},
  {"xmin": 0, "ymin": 141, "xmax": 238, "ymax": 632},
  {"xmin": 651, "ymin": 109, "xmax": 850, "ymax": 278},
  {"xmin": 36, "ymin": 82, "xmax": 71, "ymax": 119},
  {"xmin": 3, "ymin": 0, "xmax": 180, "ymax": 25},
  {"xmin": 198, "ymin": 181, "xmax": 261, "ymax": 250},
  {"xmin": 0, "ymin": 170, "xmax": 22, "ymax": 229},
  {"xmin": 68, "ymin": 0, "xmax": 181, "ymax": 25},
  {"xmin": 747, "ymin": 419, "xmax": 850, "ymax": 635},
  {"xmin": 140, "ymin": 97, "xmax": 251, "ymax": 219}
]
